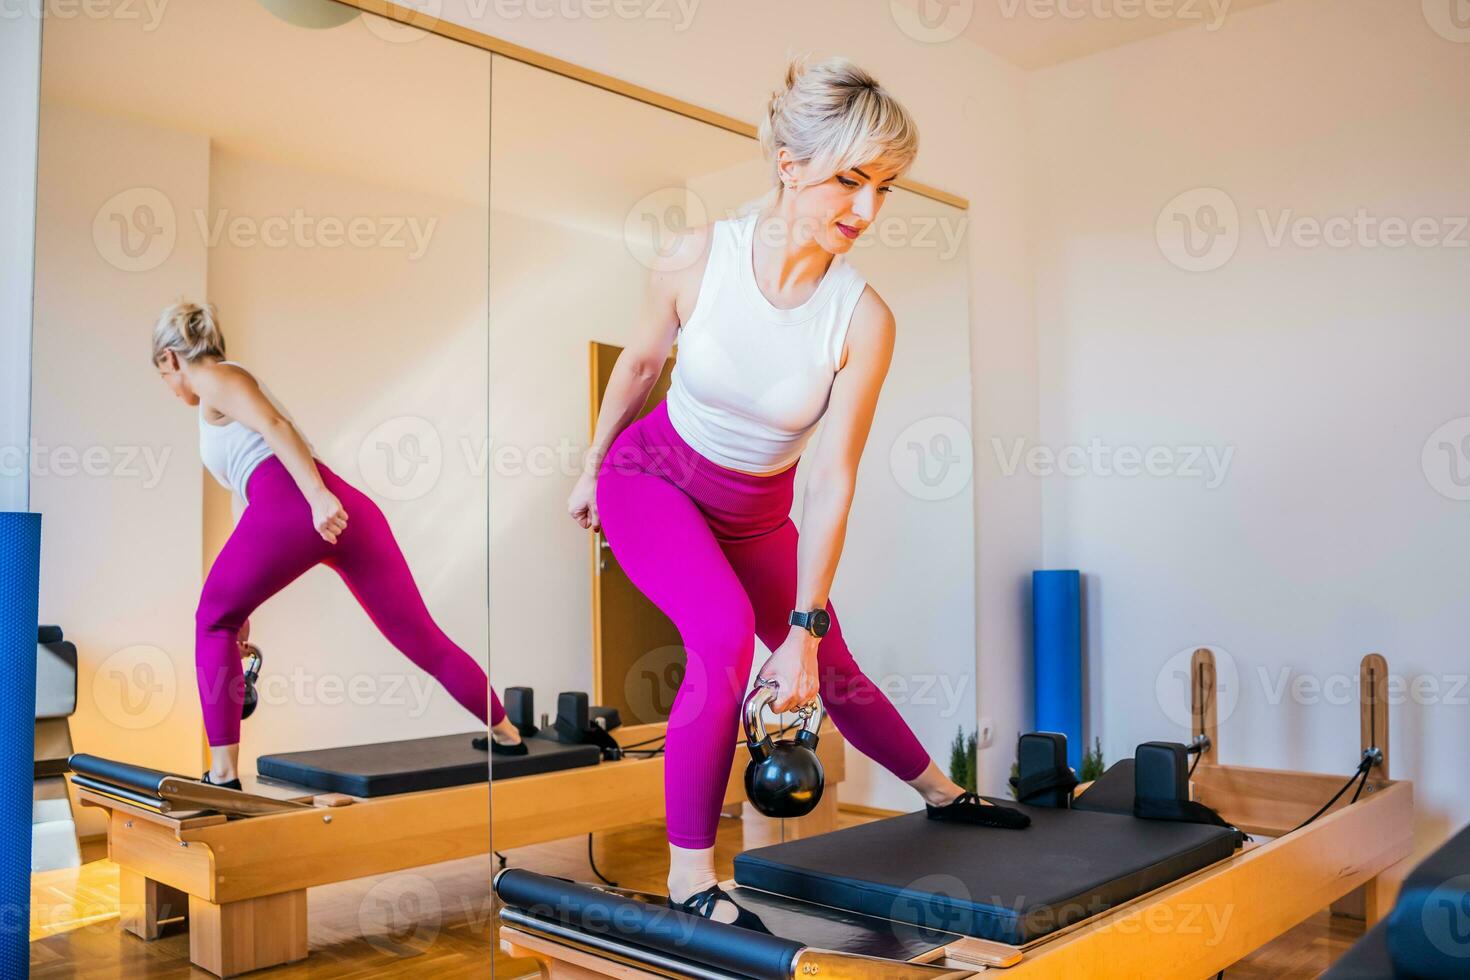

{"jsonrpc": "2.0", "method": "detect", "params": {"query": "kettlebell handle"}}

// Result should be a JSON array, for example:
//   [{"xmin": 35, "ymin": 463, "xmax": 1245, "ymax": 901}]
[
  {"xmin": 241, "ymin": 643, "xmax": 262, "ymax": 680},
  {"xmin": 742, "ymin": 679, "xmax": 822, "ymax": 761},
  {"xmin": 240, "ymin": 643, "xmax": 263, "ymax": 721}
]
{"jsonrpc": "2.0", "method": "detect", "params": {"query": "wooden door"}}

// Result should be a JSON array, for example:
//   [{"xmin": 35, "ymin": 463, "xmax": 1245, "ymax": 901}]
[{"xmin": 589, "ymin": 342, "xmax": 685, "ymax": 724}]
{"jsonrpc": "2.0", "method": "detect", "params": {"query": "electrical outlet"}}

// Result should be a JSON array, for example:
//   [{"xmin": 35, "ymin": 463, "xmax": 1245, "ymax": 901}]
[{"xmin": 977, "ymin": 717, "xmax": 994, "ymax": 749}]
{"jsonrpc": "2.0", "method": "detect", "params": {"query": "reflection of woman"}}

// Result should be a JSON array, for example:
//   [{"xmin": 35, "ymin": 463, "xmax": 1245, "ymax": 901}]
[
  {"xmin": 151, "ymin": 302, "xmax": 522, "ymax": 789},
  {"xmin": 567, "ymin": 57, "xmax": 1027, "ymax": 927}
]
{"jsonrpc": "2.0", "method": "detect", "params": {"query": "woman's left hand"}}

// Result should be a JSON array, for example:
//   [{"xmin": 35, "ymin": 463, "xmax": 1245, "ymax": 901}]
[
  {"xmin": 758, "ymin": 631, "xmax": 821, "ymax": 713},
  {"xmin": 309, "ymin": 488, "xmax": 349, "ymax": 544}
]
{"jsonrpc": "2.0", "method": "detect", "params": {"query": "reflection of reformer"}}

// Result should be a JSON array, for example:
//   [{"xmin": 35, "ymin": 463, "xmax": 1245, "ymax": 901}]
[
  {"xmin": 68, "ymin": 749, "xmax": 489, "ymax": 977},
  {"xmin": 69, "ymin": 754, "xmax": 309, "ymax": 816},
  {"xmin": 498, "ymin": 653, "xmax": 1414, "ymax": 979},
  {"xmin": 70, "ymin": 695, "xmax": 846, "ymax": 979},
  {"xmin": 35, "ymin": 626, "xmax": 81, "ymax": 871}
]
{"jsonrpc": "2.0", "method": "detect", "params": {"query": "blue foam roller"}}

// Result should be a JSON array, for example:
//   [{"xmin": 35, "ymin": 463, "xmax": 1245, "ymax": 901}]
[
  {"xmin": 1033, "ymin": 570, "xmax": 1082, "ymax": 772},
  {"xmin": 1, "ymin": 512, "xmax": 41, "ymax": 978}
]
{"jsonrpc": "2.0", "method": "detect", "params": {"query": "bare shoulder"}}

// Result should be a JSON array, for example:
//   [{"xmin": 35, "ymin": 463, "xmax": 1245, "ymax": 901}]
[
  {"xmin": 196, "ymin": 360, "xmax": 254, "ymax": 388},
  {"xmin": 192, "ymin": 363, "xmax": 262, "ymax": 410},
  {"xmin": 839, "ymin": 285, "xmax": 897, "ymax": 369}
]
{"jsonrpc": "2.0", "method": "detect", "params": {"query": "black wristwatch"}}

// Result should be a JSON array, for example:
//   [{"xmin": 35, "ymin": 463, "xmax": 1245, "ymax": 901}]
[{"xmin": 789, "ymin": 608, "xmax": 831, "ymax": 638}]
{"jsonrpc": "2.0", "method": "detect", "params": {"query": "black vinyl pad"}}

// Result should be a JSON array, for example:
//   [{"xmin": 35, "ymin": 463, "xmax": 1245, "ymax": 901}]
[
  {"xmin": 734, "ymin": 802, "xmax": 1239, "ymax": 945},
  {"xmin": 69, "ymin": 753, "xmax": 175, "ymax": 797},
  {"xmin": 258, "ymin": 732, "xmax": 489, "ymax": 797},
  {"xmin": 490, "ymin": 734, "xmax": 602, "ymax": 780}
]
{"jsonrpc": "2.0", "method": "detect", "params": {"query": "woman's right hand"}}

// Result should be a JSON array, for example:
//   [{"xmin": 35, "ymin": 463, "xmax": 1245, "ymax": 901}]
[
  {"xmin": 568, "ymin": 471, "xmax": 600, "ymax": 532},
  {"xmin": 308, "ymin": 487, "xmax": 349, "ymax": 544}
]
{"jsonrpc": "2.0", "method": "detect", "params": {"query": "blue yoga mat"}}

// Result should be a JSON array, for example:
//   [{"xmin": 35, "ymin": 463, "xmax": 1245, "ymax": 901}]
[
  {"xmin": 1, "ymin": 513, "xmax": 41, "ymax": 979},
  {"xmin": 1033, "ymin": 570, "xmax": 1082, "ymax": 771}
]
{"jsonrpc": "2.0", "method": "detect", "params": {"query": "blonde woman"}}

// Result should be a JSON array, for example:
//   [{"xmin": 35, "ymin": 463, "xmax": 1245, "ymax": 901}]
[
  {"xmin": 567, "ymin": 56, "xmax": 1027, "ymax": 929},
  {"xmin": 152, "ymin": 303, "xmax": 523, "ymax": 789}
]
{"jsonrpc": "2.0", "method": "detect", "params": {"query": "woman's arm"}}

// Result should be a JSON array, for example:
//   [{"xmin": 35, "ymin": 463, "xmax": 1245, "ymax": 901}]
[
  {"xmin": 194, "ymin": 364, "xmax": 347, "ymax": 542},
  {"xmin": 795, "ymin": 287, "xmax": 895, "ymax": 614},
  {"xmin": 568, "ymin": 226, "xmax": 707, "ymax": 530},
  {"xmin": 762, "ymin": 287, "xmax": 896, "ymax": 710}
]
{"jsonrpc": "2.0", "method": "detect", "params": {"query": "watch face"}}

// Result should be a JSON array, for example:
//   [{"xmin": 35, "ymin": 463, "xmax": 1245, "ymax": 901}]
[{"xmin": 811, "ymin": 609, "xmax": 831, "ymax": 637}]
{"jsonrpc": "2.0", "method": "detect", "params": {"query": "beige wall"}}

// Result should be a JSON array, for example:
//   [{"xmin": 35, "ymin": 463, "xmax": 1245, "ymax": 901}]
[
  {"xmin": 32, "ymin": 105, "xmax": 210, "ymax": 784},
  {"xmin": 1029, "ymin": 0, "xmax": 1470, "ymax": 844},
  {"xmin": 489, "ymin": 209, "xmax": 641, "ymax": 705},
  {"xmin": 209, "ymin": 147, "xmax": 489, "ymax": 772}
]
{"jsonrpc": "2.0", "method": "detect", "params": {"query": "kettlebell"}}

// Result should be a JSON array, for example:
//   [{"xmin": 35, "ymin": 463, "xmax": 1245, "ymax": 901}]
[
  {"xmin": 742, "ymin": 680, "xmax": 825, "ymax": 819},
  {"xmin": 241, "ymin": 643, "xmax": 263, "ymax": 720}
]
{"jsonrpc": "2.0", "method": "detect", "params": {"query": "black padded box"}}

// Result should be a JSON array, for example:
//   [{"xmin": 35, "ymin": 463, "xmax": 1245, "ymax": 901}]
[{"xmin": 734, "ymin": 802, "xmax": 1239, "ymax": 945}]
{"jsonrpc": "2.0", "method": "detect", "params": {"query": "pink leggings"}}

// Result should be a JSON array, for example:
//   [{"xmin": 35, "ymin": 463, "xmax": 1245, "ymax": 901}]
[
  {"xmin": 596, "ymin": 402, "xmax": 931, "ymax": 849},
  {"xmin": 196, "ymin": 456, "xmax": 500, "ymax": 746}
]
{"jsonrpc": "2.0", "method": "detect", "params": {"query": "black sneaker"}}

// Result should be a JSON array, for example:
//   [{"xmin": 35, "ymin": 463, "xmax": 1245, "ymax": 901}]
[
  {"xmin": 926, "ymin": 793, "xmax": 1030, "ymax": 829},
  {"xmin": 668, "ymin": 885, "xmax": 772, "ymax": 934},
  {"xmin": 473, "ymin": 735, "xmax": 528, "ymax": 756},
  {"xmin": 201, "ymin": 771, "xmax": 243, "ymax": 791}
]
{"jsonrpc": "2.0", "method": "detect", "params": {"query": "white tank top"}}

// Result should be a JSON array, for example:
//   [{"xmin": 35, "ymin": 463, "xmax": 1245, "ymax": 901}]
[
  {"xmin": 198, "ymin": 362, "xmax": 305, "ymax": 503},
  {"xmin": 665, "ymin": 212, "xmax": 869, "ymax": 475}
]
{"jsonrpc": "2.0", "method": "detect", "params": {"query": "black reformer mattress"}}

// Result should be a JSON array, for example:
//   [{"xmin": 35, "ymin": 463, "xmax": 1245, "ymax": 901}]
[
  {"xmin": 734, "ymin": 800, "xmax": 1240, "ymax": 945},
  {"xmin": 258, "ymin": 731, "xmax": 601, "ymax": 796},
  {"xmin": 257, "ymin": 732, "xmax": 489, "ymax": 796}
]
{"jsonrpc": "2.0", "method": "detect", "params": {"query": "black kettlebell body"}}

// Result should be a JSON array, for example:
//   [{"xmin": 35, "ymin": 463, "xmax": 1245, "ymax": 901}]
[{"xmin": 742, "ymin": 682, "xmax": 824, "ymax": 819}]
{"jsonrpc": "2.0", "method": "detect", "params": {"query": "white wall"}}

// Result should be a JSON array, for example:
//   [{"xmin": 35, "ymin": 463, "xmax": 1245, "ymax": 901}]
[
  {"xmin": 32, "ymin": 105, "xmax": 210, "ymax": 779},
  {"xmin": 792, "ymin": 192, "xmax": 978, "ymax": 810},
  {"xmin": 1030, "ymin": 0, "xmax": 1470, "ymax": 845},
  {"xmin": 209, "ymin": 148, "xmax": 489, "ymax": 772},
  {"xmin": 488, "ymin": 210, "xmax": 642, "ymax": 703},
  {"xmin": 0, "ymin": 10, "xmax": 42, "ymax": 512}
]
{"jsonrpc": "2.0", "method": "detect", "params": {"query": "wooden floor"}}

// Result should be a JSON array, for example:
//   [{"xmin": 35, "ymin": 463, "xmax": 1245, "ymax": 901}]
[
  {"xmin": 30, "ymin": 852, "xmax": 496, "ymax": 978},
  {"xmin": 33, "ymin": 811, "xmax": 1365, "ymax": 979}
]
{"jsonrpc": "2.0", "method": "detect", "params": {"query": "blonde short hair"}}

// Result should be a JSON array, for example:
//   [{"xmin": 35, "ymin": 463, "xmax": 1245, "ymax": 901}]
[
  {"xmin": 758, "ymin": 55, "xmax": 919, "ymax": 195},
  {"xmin": 152, "ymin": 301, "xmax": 225, "ymax": 365}
]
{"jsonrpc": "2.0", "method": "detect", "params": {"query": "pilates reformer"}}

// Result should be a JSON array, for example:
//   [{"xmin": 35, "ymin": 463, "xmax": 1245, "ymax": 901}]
[{"xmin": 496, "ymin": 652, "xmax": 1414, "ymax": 978}]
